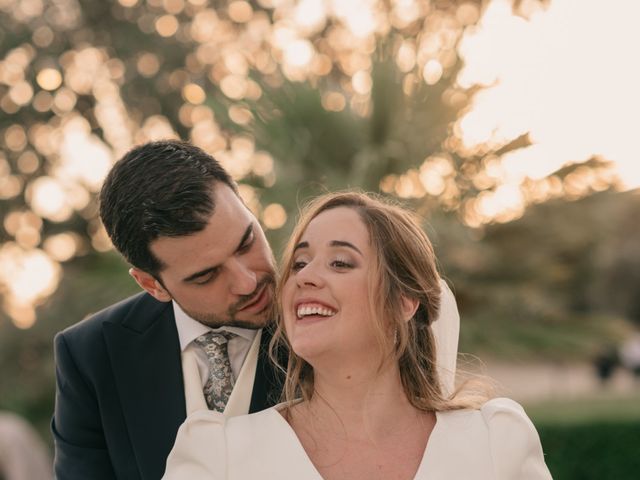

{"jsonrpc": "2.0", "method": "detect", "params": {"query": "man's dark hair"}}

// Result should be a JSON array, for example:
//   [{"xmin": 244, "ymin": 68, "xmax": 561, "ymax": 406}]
[{"xmin": 99, "ymin": 140, "xmax": 237, "ymax": 276}]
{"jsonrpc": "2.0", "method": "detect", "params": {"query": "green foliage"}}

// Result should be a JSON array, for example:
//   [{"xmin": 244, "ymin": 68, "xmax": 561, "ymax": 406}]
[
  {"xmin": 435, "ymin": 190, "xmax": 640, "ymax": 358},
  {"xmin": 0, "ymin": 252, "xmax": 139, "ymax": 442},
  {"xmin": 538, "ymin": 420, "xmax": 640, "ymax": 479},
  {"xmin": 527, "ymin": 393, "xmax": 640, "ymax": 425},
  {"xmin": 529, "ymin": 393, "xmax": 640, "ymax": 479}
]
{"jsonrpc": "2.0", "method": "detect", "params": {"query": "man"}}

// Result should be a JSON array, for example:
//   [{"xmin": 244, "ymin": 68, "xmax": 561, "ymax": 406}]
[
  {"xmin": 52, "ymin": 141, "xmax": 283, "ymax": 479},
  {"xmin": 52, "ymin": 140, "xmax": 460, "ymax": 479}
]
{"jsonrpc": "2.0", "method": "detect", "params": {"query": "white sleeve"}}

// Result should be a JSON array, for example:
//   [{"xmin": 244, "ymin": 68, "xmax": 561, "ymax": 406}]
[
  {"xmin": 162, "ymin": 410, "xmax": 227, "ymax": 480},
  {"xmin": 432, "ymin": 279, "xmax": 460, "ymax": 397},
  {"xmin": 481, "ymin": 398, "xmax": 553, "ymax": 480}
]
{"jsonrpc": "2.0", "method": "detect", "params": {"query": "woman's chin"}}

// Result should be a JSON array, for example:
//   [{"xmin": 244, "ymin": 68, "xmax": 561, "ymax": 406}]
[{"xmin": 289, "ymin": 337, "xmax": 329, "ymax": 363}]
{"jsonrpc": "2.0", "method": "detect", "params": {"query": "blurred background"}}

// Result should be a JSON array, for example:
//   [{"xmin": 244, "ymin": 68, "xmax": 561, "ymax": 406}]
[{"xmin": 0, "ymin": 0, "xmax": 639, "ymax": 478}]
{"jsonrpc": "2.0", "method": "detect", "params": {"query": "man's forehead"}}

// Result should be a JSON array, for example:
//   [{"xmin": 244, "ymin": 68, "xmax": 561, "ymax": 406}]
[{"xmin": 150, "ymin": 217, "xmax": 248, "ymax": 270}]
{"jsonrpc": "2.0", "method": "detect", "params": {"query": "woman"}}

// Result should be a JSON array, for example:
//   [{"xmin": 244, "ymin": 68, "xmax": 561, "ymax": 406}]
[{"xmin": 163, "ymin": 192, "xmax": 551, "ymax": 479}]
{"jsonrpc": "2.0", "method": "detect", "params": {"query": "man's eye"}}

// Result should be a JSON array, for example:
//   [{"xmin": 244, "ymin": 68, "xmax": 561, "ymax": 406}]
[
  {"xmin": 193, "ymin": 276, "xmax": 212, "ymax": 285},
  {"xmin": 239, "ymin": 232, "xmax": 255, "ymax": 253},
  {"xmin": 193, "ymin": 271, "xmax": 218, "ymax": 285}
]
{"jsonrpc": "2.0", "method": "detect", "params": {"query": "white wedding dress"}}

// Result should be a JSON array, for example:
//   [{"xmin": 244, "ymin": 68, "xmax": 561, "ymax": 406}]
[
  {"xmin": 163, "ymin": 281, "xmax": 551, "ymax": 479},
  {"xmin": 163, "ymin": 398, "xmax": 551, "ymax": 479}
]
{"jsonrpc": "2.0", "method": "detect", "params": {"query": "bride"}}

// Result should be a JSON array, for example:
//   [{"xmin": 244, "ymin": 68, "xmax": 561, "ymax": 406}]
[{"xmin": 163, "ymin": 191, "xmax": 551, "ymax": 479}]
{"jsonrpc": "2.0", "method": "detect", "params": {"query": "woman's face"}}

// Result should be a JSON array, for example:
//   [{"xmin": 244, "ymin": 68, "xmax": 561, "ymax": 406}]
[{"xmin": 281, "ymin": 207, "xmax": 379, "ymax": 364}]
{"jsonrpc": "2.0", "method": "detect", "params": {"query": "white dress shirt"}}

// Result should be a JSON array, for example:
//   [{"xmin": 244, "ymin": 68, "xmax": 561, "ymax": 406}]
[{"xmin": 173, "ymin": 301, "xmax": 258, "ymax": 388}]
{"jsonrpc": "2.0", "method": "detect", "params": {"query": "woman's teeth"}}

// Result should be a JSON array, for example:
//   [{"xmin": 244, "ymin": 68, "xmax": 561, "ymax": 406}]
[{"xmin": 296, "ymin": 305, "xmax": 337, "ymax": 319}]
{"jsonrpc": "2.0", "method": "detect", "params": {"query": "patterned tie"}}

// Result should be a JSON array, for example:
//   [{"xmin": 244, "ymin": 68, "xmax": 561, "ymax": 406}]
[{"xmin": 193, "ymin": 331, "xmax": 237, "ymax": 412}]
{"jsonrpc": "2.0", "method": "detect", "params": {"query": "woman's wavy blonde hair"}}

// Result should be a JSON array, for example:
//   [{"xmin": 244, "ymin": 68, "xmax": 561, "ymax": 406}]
[{"xmin": 270, "ymin": 191, "xmax": 488, "ymax": 412}]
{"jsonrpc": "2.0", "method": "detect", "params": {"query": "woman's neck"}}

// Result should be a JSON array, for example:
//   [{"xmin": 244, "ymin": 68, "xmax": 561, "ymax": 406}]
[
  {"xmin": 285, "ymin": 355, "xmax": 436, "ymax": 480},
  {"xmin": 298, "ymin": 358, "xmax": 422, "ymax": 440}
]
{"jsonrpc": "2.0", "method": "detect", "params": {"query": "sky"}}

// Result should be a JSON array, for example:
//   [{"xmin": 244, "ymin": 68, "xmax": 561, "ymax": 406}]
[{"xmin": 457, "ymin": 0, "xmax": 640, "ymax": 189}]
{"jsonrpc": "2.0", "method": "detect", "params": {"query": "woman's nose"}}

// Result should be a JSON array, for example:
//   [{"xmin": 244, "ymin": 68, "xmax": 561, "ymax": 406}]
[{"xmin": 295, "ymin": 262, "xmax": 324, "ymax": 288}]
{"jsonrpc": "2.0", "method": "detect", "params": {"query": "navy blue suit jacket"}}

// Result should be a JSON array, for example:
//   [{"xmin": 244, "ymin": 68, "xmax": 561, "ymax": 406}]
[{"xmin": 52, "ymin": 292, "xmax": 282, "ymax": 480}]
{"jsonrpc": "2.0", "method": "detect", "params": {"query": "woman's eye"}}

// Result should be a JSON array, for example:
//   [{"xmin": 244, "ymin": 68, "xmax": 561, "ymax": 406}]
[
  {"xmin": 291, "ymin": 260, "xmax": 307, "ymax": 271},
  {"xmin": 331, "ymin": 259, "xmax": 353, "ymax": 269}
]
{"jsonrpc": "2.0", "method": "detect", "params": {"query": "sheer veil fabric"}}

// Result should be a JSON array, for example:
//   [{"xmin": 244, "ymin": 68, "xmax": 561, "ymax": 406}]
[{"xmin": 433, "ymin": 279, "xmax": 460, "ymax": 397}]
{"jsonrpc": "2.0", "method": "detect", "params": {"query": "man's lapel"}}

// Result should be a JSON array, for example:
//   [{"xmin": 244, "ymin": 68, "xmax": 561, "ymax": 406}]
[{"xmin": 102, "ymin": 296, "xmax": 186, "ymax": 480}]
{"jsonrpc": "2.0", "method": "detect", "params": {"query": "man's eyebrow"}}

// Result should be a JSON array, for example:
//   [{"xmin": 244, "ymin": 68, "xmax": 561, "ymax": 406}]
[
  {"xmin": 292, "ymin": 240, "xmax": 362, "ymax": 256},
  {"xmin": 182, "ymin": 223, "xmax": 253, "ymax": 283},
  {"xmin": 183, "ymin": 266, "xmax": 218, "ymax": 283}
]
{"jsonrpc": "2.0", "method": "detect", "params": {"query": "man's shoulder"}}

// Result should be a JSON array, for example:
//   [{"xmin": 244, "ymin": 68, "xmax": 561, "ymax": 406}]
[{"xmin": 56, "ymin": 292, "xmax": 170, "ymax": 341}]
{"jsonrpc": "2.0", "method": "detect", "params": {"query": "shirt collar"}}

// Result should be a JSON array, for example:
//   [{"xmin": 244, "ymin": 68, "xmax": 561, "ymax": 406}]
[{"xmin": 172, "ymin": 301, "xmax": 258, "ymax": 352}]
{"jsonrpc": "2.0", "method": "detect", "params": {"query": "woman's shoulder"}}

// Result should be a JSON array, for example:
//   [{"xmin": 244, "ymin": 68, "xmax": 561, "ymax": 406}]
[
  {"xmin": 438, "ymin": 397, "xmax": 533, "ymax": 425},
  {"xmin": 476, "ymin": 397, "xmax": 541, "ymax": 445},
  {"xmin": 479, "ymin": 398, "xmax": 552, "ymax": 479},
  {"xmin": 163, "ymin": 408, "xmax": 282, "ymax": 480},
  {"xmin": 180, "ymin": 405, "xmax": 279, "ymax": 426},
  {"xmin": 226, "ymin": 406, "xmax": 283, "ymax": 434},
  {"xmin": 163, "ymin": 410, "xmax": 227, "ymax": 479},
  {"xmin": 435, "ymin": 398, "xmax": 552, "ymax": 479},
  {"xmin": 478, "ymin": 397, "xmax": 531, "ymax": 424},
  {"xmin": 440, "ymin": 397, "xmax": 543, "ymax": 450}
]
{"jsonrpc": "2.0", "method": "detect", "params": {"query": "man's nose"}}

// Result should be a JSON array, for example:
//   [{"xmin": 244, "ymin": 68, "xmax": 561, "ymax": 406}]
[{"xmin": 229, "ymin": 258, "xmax": 258, "ymax": 295}]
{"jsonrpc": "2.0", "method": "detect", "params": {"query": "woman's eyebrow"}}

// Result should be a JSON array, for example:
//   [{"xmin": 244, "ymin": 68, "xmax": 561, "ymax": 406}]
[
  {"xmin": 293, "ymin": 241, "xmax": 309, "ymax": 252},
  {"xmin": 293, "ymin": 239, "xmax": 362, "ymax": 256},
  {"xmin": 329, "ymin": 240, "xmax": 362, "ymax": 255}
]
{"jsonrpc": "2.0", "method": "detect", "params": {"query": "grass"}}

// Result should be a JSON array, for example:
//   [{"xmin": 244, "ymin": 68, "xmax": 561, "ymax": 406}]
[{"xmin": 525, "ymin": 389, "xmax": 640, "ymax": 425}]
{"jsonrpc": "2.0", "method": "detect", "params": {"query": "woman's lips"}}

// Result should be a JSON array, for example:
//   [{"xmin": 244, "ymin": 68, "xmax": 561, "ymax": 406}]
[{"xmin": 294, "ymin": 300, "xmax": 337, "ymax": 320}]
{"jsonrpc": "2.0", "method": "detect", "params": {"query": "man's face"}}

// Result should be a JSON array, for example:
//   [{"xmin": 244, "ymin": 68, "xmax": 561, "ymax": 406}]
[{"xmin": 135, "ymin": 184, "xmax": 275, "ymax": 329}]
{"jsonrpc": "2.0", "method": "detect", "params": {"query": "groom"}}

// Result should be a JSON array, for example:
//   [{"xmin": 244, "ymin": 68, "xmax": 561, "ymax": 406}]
[
  {"xmin": 52, "ymin": 140, "xmax": 460, "ymax": 480},
  {"xmin": 52, "ymin": 141, "xmax": 284, "ymax": 480}
]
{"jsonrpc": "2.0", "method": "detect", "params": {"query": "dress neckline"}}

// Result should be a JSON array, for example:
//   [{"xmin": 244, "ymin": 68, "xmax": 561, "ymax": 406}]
[{"xmin": 266, "ymin": 406, "xmax": 444, "ymax": 480}]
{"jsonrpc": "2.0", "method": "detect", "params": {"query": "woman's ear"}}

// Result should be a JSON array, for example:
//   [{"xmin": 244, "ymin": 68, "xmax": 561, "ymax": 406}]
[{"xmin": 400, "ymin": 295, "xmax": 419, "ymax": 322}]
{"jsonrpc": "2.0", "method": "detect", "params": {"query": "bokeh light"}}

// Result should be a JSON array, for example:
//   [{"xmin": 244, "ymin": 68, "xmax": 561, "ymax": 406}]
[
  {"xmin": 36, "ymin": 68, "xmax": 63, "ymax": 90},
  {"xmin": 1, "ymin": 0, "xmax": 638, "ymax": 328},
  {"xmin": 156, "ymin": 15, "xmax": 179, "ymax": 37},
  {"xmin": 0, "ymin": 244, "xmax": 61, "ymax": 328},
  {"xmin": 43, "ymin": 233, "xmax": 82, "ymax": 262},
  {"xmin": 262, "ymin": 203, "xmax": 287, "ymax": 230},
  {"xmin": 455, "ymin": 0, "xmax": 640, "ymax": 223}
]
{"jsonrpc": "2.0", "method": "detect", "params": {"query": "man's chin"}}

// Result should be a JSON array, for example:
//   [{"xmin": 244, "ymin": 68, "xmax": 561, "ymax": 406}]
[
  {"xmin": 212, "ymin": 318, "xmax": 269, "ymax": 330},
  {"xmin": 178, "ymin": 287, "xmax": 275, "ymax": 329},
  {"xmin": 188, "ymin": 312, "xmax": 272, "ymax": 330}
]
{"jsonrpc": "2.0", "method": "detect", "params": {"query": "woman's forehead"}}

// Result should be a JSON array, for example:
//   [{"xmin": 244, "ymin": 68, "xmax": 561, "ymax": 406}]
[{"xmin": 302, "ymin": 207, "xmax": 369, "ymax": 242}]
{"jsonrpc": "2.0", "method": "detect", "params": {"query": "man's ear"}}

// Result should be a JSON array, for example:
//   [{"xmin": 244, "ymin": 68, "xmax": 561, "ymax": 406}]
[
  {"xmin": 400, "ymin": 295, "xmax": 419, "ymax": 322},
  {"xmin": 129, "ymin": 268, "xmax": 172, "ymax": 302}
]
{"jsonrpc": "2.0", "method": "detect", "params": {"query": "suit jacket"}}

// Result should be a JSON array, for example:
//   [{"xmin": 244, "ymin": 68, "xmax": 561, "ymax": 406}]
[{"xmin": 52, "ymin": 292, "xmax": 283, "ymax": 480}]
